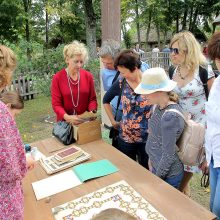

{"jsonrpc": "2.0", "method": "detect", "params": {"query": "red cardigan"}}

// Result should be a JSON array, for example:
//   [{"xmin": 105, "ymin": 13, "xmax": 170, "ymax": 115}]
[{"xmin": 51, "ymin": 68, "xmax": 98, "ymax": 121}]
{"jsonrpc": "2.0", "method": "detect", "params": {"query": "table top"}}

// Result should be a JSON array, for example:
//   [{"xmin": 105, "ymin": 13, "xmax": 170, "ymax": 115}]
[{"xmin": 23, "ymin": 137, "xmax": 216, "ymax": 220}]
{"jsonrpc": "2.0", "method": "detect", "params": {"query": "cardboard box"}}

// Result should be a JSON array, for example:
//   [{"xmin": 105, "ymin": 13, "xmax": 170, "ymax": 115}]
[{"xmin": 73, "ymin": 120, "xmax": 102, "ymax": 145}]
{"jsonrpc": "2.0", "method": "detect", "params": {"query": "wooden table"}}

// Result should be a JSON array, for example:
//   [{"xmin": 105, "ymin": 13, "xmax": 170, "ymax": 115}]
[{"xmin": 23, "ymin": 137, "xmax": 216, "ymax": 220}]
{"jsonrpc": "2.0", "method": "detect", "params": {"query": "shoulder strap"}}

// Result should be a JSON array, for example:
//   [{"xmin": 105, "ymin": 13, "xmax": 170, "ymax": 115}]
[
  {"xmin": 164, "ymin": 109, "xmax": 186, "ymax": 122},
  {"xmin": 199, "ymin": 66, "xmax": 209, "ymax": 100},
  {"xmin": 168, "ymin": 65, "xmax": 176, "ymax": 79},
  {"xmin": 112, "ymin": 71, "xmax": 120, "ymax": 85},
  {"xmin": 114, "ymin": 78, "xmax": 126, "ymax": 120}
]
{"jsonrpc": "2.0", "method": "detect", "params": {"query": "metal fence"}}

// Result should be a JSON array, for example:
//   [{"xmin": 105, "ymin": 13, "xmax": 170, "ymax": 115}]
[{"xmin": 141, "ymin": 52, "xmax": 171, "ymax": 71}]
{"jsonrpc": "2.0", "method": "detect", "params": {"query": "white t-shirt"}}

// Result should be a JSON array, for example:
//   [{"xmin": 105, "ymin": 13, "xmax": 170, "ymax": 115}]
[{"xmin": 205, "ymin": 76, "xmax": 220, "ymax": 168}]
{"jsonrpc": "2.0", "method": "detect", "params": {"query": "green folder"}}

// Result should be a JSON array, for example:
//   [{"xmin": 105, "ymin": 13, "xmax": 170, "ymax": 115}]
[{"xmin": 72, "ymin": 159, "xmax": 119, "ymax": 182}]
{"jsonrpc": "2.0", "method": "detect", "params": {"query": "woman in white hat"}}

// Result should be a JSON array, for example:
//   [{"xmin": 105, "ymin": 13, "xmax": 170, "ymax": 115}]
[{"xmin": 135, "ymin": 67, "xmax": 185, "ymax": 188}]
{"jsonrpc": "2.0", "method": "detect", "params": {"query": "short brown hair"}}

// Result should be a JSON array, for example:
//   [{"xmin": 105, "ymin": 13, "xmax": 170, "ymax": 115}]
[
  {"xmin": 0, "ymin": 91, "xmax": 24, "ymax": 109},
  {"xmin": 0, "ymin": 45, "xmax": 17, "ymax": 88},
  {"xmin": 208, "ymin": 31, "xmax": 220, "ymax": 60},
  {"xmin": 114, "ymin": 49, "xmax": 141, "ymax": 72}
]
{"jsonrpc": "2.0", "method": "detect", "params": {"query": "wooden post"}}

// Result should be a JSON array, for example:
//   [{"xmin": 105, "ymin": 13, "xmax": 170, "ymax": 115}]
[
  {"xmin": 100, "ymin": 0, "xmax": 121, "ymax": 127},
  {"xmin": 101, "ymin": 0, "xmax": 121, "ymax": 42}
]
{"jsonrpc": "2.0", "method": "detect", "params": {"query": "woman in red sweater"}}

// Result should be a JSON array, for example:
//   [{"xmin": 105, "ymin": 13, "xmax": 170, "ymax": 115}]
[{"xmin": 51, "ymin": 40, "xmax": 98, "ymax": 125}]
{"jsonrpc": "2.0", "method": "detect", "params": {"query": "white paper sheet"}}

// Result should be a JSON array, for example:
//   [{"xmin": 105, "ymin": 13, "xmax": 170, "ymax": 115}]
[{"xmin": 32, "ymin": 170, "xmax": 82, "ymax": 200}]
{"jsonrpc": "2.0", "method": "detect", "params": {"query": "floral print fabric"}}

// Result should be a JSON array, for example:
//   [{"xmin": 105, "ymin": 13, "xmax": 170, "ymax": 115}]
[
  {"xmin": 119, "ymin": 80, "xmax": 151, "ymax": 143},
  {"xmin": 173, "ymin": 66, "xmax": 215, "ymax": 173},
  {"xmin": 0, "ymin": 101, "xmax": 27, "ymax": 220}
]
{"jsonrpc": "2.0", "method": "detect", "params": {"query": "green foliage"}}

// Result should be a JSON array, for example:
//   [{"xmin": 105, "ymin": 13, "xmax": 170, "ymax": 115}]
[
  {"xmin": 0, "ymin": 0, "xmax": 22, "ymax": 42},
  {"xmin": 84, "ymin": 58, "xmax": 101, "ymax": 95},
  {"xmin": 30, "ymin": 44, "xmax": 65, "ymax": 96},
  {"xmin": 123, "ymin": 31, "xmax": 132, "ymax": 49}
]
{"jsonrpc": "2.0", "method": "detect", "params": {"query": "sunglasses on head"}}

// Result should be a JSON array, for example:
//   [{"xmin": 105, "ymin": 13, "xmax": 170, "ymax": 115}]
[{"xmin": 169, "ymin": 48, "xmax": 179, "ymax": 55}]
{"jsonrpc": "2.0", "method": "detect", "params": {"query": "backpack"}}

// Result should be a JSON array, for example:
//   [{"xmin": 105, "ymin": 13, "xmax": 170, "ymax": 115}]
[
  {"xmin": 165, "ymin": 109, "xmax": 205, "ymax": 166},
  {"xmin": 168, "ymin": 66, "xmax": 209, "ymax": 100}
]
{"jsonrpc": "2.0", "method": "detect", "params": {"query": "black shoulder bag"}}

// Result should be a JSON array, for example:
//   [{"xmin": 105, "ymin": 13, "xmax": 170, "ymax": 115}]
[{"xmin": 109, "ymin": 78, "xmax": 126, "ymax": 148}]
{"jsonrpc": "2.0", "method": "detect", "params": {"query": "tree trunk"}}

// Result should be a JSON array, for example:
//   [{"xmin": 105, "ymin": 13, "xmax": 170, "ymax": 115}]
[
  {"xmin": 23, "ymin": 0, "xmax": 31, "ymax": 60},
  {"xmin": 83, "ymin": 0, "xmax": 97, "ymax": 59},
  {"xmin": 146, "ymin": 8, "xmax": 152, "ymax": 49},
  {"xmin": 156, "ymin": 23, "xmax": 160, "ymax": 48},
  {"xmin": 134, "ymin": 0, "xmax": 141, "ymax": 45},
  {"xmin": 182, "ymin": 0, "xmax": 188, "ymax": 30},
  {"xmin": 191, "ymin": 7, "xmax": 199, "ymax": 33},
  {"xmin": 176, "ymin": 14, "xmax": 179, "ymax": 33},
  {"xmin": 59, "ymin": 0, "xmax": 64, "ymax": 43},
  {"xmin": 163, "ymin": 30, "xmax": 168, "ymax": 45},
  {"xmin": 188, "ymin": 6, "xmax": 194, "ymax": 31},
  {"xmin": 45, "ymin": 6, "xmax": 49, "ymax": 49}
]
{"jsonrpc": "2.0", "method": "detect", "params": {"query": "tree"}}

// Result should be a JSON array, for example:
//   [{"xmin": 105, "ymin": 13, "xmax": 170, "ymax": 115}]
[
  {"xmin": 82, "ymin": 0, "xmax": 97, "ymax": 58},
  {"xmin": 0, "ymin": 0, "xmax": 22, "ymax": 43},
  {"xmin": 22, "ymin": 0, "xmax": 32, "ymax": 59}
]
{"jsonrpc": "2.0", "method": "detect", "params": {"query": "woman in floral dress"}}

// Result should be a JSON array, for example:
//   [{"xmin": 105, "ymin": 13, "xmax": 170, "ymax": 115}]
[
  {"xmin": 169, "ymin": 31, "xmax": 215, "ymax": 195},
  {"xmin": 103, "ymin": 50, "xmax": 151, "ymax": 169},
  {"xmin": 0, "ymin": 45, "xmax": 35, "ymax": 220}
]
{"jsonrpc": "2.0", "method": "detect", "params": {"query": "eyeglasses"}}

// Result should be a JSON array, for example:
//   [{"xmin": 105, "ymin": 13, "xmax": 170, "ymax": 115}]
[{"xmin": 169, "ymin": 48, "xmax": 179, "ymax": 55}]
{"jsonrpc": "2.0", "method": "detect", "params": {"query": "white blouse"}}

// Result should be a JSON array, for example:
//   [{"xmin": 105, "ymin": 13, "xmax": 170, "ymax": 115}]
[{"xmin": 205, "ymin": 76, "xmax": 220, "ymax": 167}]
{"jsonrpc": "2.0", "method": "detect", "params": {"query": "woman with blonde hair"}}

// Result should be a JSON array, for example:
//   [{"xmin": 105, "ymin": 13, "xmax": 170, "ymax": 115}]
[
  {"xmin": 51, "ymin": 40, "xmax": 98, "ymax": 126},
  {"xmin": 135, "ymin": 67, "xmax": 185, "ymax": 188},
  {"xmin": 0, "ymin": 45, "xmax": 35, "ymax": 220},
  {"xmin": 169, "ymin": 31, "xmax": 215, "ymax": 194}
]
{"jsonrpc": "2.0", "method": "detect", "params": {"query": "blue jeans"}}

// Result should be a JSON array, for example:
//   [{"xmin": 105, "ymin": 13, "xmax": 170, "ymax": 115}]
[
  {"xmin": 152, "ymin": 168, "xmax": 184, "ymax": 189},
  {"xmin": 210, "ymin": 157, "xmax": 220, "ymax": 220},
  {"xmin": 118, "ymin": 137, "xmax": 149, "ymax": 169},
  {"xmin": 164, "ymin": 171, "xmax": 184, "ymax": 189}
]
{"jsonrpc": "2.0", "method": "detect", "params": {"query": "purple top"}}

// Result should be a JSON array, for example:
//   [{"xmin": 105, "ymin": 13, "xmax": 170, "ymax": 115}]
[{"xmin": 0, "ymin": 101, "xmax": 27, "ymax": 220}]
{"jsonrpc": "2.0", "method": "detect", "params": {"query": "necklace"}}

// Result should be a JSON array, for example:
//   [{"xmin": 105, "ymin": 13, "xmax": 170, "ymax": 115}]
[
  {"xmin": 66, "ymin": 69, "xmax": 80, "ymax": 114},
  {"xmin": 66, "ymin": 69, "xmax": 80, "ymax": 85},
  {"xmin": 177, "ymin": 66, "xmax": 187, "ymax": 80}
]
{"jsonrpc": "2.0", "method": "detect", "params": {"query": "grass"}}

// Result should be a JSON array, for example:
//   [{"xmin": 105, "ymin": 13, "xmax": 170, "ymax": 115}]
[
  {"xmin": 16, "ymin": 95, "xmax": 210, "ymax": 210},
  {"xmin": 16, "ymin": 95, "xmax": 54, "ymax": 143}
]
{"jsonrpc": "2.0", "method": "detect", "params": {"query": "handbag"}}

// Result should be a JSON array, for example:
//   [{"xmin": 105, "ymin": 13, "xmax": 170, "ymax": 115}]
[
  {"xmin": 109, "ymin": 79, "xmax": 125, "ymax": 148},
  {"xmin": 52, "ymin": 121, "xmax": 75, "ymax": 145},
  {"xmin": 109, "ymin": 126, "xmax": 119, "ymax": 148}
]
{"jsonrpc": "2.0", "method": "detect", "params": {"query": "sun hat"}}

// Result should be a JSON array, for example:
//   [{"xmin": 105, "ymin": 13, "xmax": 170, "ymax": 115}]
[{"xmin": 134, "ymin": 67, "xmax": 177, "ymax": 95}]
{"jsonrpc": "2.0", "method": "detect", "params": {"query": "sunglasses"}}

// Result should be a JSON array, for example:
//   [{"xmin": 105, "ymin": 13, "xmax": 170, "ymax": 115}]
[{"xmin": 169, "ymin": 48, "xmax": 179, "ymax": 55}]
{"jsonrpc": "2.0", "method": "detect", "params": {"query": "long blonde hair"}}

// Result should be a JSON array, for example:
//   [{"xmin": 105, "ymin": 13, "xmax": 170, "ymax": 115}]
[
  {"xmin": 170, "ymin": 31, "xmax": 206, "ymax": 72},
  {"xmin": 0, "ymin": 45, "xmax": 17, "ymax": 88}
]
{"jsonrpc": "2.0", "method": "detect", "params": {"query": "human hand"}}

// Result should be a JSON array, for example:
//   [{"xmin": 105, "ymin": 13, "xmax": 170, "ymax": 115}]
[
  {"xmin": 26, "ymin": 156, "xmax": 35, "ymax": 171},
  {"xmin": 199, "ymin": 160, "xmax": 209, "ymax": 174},
  {"xmin": 69, "ymin": 115, "xmax": 86, "ymax": 126},
  {"xmin": 112, "ymin": 120, "xmax": 120, "ymax": 129}
]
